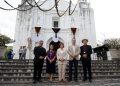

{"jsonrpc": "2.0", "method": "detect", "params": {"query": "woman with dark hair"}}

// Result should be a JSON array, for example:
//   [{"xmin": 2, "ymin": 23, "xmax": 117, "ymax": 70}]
[{"xmin": 46, "ymin": 44, "xmax": 56, "ymax": 82}]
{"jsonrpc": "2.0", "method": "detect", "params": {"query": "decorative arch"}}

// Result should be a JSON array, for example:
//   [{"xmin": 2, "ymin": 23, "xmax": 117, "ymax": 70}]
[{"xmin": 46, "ymin": 37, "xmax": 64, "ymax": 50}]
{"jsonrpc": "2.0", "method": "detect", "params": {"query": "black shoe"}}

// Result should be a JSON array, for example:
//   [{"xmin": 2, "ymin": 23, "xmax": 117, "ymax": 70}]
[
  {"xmin": 37, "ymin": 79, "xmax": 39, "ymax": 82},
  {"xmin": 82, "ymin": 79, "xmax": 87, "ymax": 81},
  {"xmin": 33, "ymin": 81, "xmax": 37, "ymax": 84},
  {"xmin": 89, "ymin": 79, "xmax": 92, "ymax": 82},
  {"xmin": 39, "ymin": 80, "xmax": 42, "ymax": 82},
  {"xmin": 74, "ymin": 79, "xmax": 78, "ymax": 82},
  {"xmin": 37, "ymin": 79, "xmax": 42, "ymax": 83},
  {"xmin": 48, "ymin": 80, "xmax": 52, "ymax": 83},
  {"xmin": 68, "ymin": 79, "xmax": 72, "ymax": 82}
]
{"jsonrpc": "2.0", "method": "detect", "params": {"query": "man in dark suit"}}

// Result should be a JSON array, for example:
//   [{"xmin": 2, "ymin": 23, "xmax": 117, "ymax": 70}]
[
  {"xmin": 33, "ymin": 40, "xmax": 46, "ymax": 83},
  {"xmin": 80, "ymin": 39, "xmax": 92, "ymax": 82}
]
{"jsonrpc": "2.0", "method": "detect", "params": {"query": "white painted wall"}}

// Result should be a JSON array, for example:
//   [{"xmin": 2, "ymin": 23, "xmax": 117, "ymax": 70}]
[{"xmin": 13, "ymin": 0, "xmax": 97, "ymax": 59}]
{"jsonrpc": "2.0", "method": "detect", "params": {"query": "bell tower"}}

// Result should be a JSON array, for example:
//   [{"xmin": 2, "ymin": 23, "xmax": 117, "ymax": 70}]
[
  {"xmin": 79, "ymin": 0, "xmax": 97, "ymax": 48},
  {"xmin": 79, "ymin": 0, "xmax": 89, "ymax": 9}
]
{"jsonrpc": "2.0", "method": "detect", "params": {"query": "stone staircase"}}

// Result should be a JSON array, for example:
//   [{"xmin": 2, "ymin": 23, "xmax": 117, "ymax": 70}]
[{"xmin": 0, "ymin": 60, "xmax": 120, "ymax": 84}]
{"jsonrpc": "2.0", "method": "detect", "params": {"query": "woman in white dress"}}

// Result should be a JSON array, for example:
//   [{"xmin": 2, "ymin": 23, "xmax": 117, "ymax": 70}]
[{"xmin": 57, "ymin": 42, "xmax": 68, "ymax": 83}]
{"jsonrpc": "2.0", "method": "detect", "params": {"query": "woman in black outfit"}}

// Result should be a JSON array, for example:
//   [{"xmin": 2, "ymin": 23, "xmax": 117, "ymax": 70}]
[{"xmin": 46, "ymin": 44, "xmax": 56, "ymax": 82}]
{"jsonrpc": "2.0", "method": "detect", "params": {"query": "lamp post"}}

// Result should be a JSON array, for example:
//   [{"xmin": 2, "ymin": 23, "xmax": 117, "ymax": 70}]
[
  {"xmin": 71, "ymin": 27, "xmax": 77, "ymax": 36},
  {"xmin": 35, "ymin": 27, "xmax": 41, "ymax": 36},
  {"xmin": 52, "ymin": 28, "xmax": 60, "ymax": 42},
  {"xmin": 71, "ymin": 27, "xmax": 77, "ymax": 39},
  {"xmin": 52, "ymin": 28, "xmax": 60, "ymax": 38}
]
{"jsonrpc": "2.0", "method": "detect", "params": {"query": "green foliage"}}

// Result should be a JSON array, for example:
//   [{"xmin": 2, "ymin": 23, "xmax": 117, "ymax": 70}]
[
  {"xmin": 0, "ymin": 34, "xmax": 12, "ymax": 46},
  {"xmin": 103, "ymin": 38, "xmax": 120, "ymax": 49},
  {"xmin": 0, "ymin": 46, "xmax": 6, "ymax": 59},
  {"xmin": 4, "ymin": 50, "xmax": 9, "ymax": 60},
  {"xmin": 3, "ymin": 47, "xmax": 12, "ymax": 60}
]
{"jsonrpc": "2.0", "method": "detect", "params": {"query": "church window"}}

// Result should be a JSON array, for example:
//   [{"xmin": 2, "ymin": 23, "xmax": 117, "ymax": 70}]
[
  {"xmin": 53, "ymin": 21, "xmax": 58, "ymax": 27},
  {"xmin": 52, "ymin": 17, "xmax": 59, "ymax": 27}
]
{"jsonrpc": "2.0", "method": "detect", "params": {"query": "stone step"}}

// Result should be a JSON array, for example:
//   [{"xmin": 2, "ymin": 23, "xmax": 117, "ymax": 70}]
[
  {"xmin": 0, "ymin": 81, "xmax": 32, "ymax": 84},
  {"xmin": 0, "ymin": 60, "xmax": 118, "ymax": 63},
  {"xmin": 1, "ymin": 79, "xmax": 120, "ymax": 85},
  {"xmin": 0, "ymin": 70, "xmax": 120, "ymax": 73},
  {"xmin": 0, "ymin": 64, "xmax": 118, "ymax": 67},
  {"xmin": 0, "ymin": 60, "xmax": 120, "ymax": 84},
  {"xmin": 0, "ymin": 68, "xmax": 119, "ymax": 71},
  {"xmin": 0, "ymin": 72, "xmax": 120, "ymax": 77},
  {"xmin": 0, "ymin": 62, "xmax": 118, "ymax": 64},
  {"xmin": 0, "ymin": 63, "xmax": 119, "ymax": 67},
  {"xmin": 0, "ymin": 64, "xmax": 117, "ymax": 67},
  {"xmin": 0, "ymin": 63, "xmax": 119, "ymax": 66},
  {"xmin": 0, "ymin": 74, "xmax": 120, "ymax": 79},
  {"xmin": 0, "ymin": 67, "xmax": 120, "ymax": 70},
  {"xmin": 0, "ymin": 75, "xmax": 120, "ymax": 83}
]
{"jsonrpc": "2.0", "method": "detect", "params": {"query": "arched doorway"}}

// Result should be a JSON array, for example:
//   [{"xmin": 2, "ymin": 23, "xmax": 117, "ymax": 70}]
[
  {"xmin": 50, "ymin": 41, "xmax": 60, "ymax": 51},
  {"xmin": 46, "ymin": 37, "xmax": 64, "ymax": 51}
]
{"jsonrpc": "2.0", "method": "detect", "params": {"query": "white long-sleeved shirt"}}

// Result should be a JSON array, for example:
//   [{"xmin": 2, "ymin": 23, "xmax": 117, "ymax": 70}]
[{"xmin": 57, "ymin": 48, "xmax": 68, "ymax": 64}]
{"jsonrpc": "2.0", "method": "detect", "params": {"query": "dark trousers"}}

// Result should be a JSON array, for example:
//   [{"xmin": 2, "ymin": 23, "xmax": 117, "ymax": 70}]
[
  {"xmin": 33, "ymin": 59, "xmax": 44, "ymax": 81},
  {"xmin": 19, "ymin": 53, "xmax": 22, "ymax": 59},
  {"xmin": 69, "ymin": 59, "xmax": 78, "ymax": 80},
  {"xmin": 81, "ymin": 59, "xmax": 92, "ymax": 80},
  {"xmin": 22, "ymin": 53, "xmax": 26, "ymax": 60}
]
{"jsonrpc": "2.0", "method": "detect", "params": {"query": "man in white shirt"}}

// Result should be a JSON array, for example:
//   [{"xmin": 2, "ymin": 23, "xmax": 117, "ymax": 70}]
[{"xmin": 68, "ymin": 38, "xmax": 80, "ymax": 82}]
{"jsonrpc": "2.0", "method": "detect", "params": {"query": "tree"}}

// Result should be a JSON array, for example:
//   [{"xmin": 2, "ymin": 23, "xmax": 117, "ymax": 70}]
[
  {"xmin": 0, "ymin": 34, "xmax": 13, "ymax": 46},
  {"xmin": 103, "ymin": 38, "xmax": 120, "ymax": 49}
]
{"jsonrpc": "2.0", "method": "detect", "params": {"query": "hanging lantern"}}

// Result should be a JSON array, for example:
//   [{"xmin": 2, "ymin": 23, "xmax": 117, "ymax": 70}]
[
  {"xmin": 52, "ymin": 28, "xmax": 60, "ymax": 42},
  {"xmin": 52, "ymin": 28, "xmax": 60, "ymax": 38},
  {"xmin": 71, "ymin": 27, "xmax": 77, "ymax": 35},
  {"xmin": 35, "ymin": 27, "xmax": 41, "ymax": 36}
]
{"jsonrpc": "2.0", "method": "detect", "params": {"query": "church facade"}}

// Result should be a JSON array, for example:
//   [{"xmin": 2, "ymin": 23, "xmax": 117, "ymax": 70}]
[{"xmin": 13, "ymin": 0, "xmax": 97, "ymax": 59}]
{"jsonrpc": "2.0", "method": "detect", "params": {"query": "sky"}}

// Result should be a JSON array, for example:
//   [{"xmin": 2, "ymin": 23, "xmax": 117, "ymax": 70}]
[{"xmin": 0, "ymin": 0, "xmax": 120, "ymax": 44}]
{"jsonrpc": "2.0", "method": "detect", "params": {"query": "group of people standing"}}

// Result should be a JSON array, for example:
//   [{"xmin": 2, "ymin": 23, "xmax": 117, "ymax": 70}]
[
  {"xmin": 33, "ymin": 38, "xmax": 92, "ymax": 84},
  {"xmin": 19, "ymin": 46, "xmax": 27, "ymax": 60}
]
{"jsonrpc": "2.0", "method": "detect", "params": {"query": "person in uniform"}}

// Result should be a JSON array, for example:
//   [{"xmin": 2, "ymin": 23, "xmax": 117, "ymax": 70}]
[
  {"xmin": 80, "ymin": 39, "xmax": 92, "ymax": 82},
  {"xmin": 33, "ymin": 40, "xmax": 46, "ymax": 83}
]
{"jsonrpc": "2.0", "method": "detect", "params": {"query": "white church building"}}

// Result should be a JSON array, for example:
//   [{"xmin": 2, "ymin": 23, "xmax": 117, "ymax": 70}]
[{"xmin": 13, "ymin": 0, "xmax": 97, "ymax": 59}]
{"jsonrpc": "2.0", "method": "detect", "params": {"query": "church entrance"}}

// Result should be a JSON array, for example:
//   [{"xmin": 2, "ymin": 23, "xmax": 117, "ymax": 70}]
[
  {"xmin": 47, "ymin": 37, "xmax": 64, "ymax": 52},
  {"xmin": 49, "ymin": 41, "xmax": 60, "ymax": 51}
]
